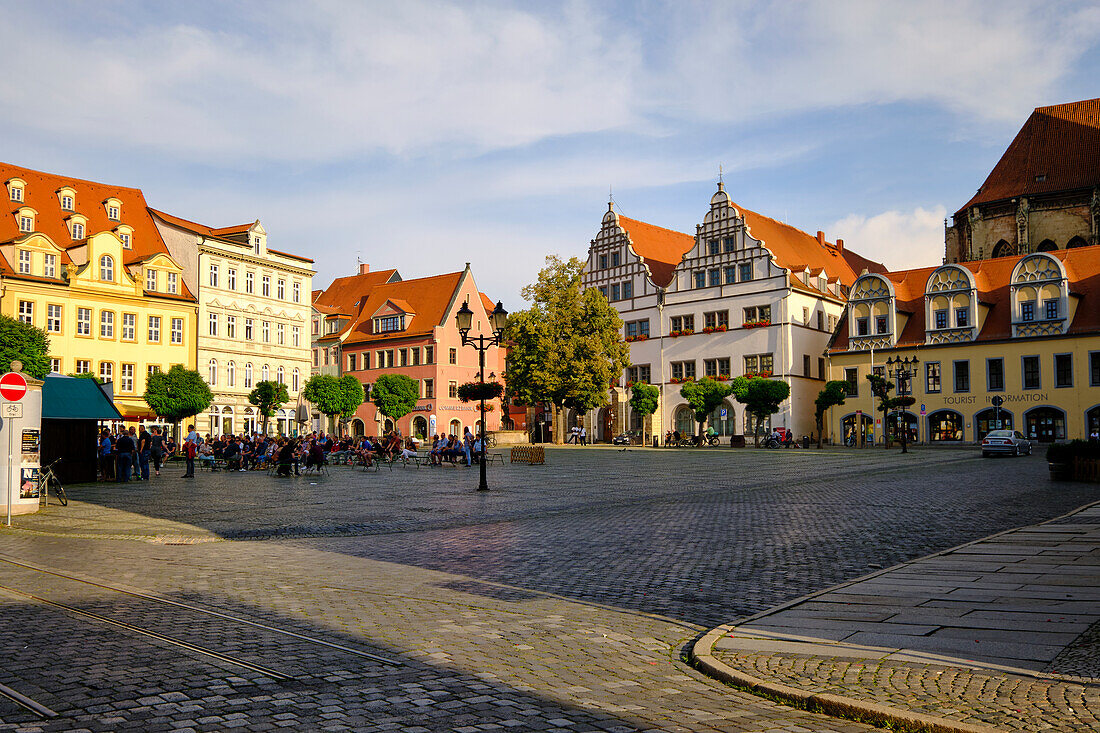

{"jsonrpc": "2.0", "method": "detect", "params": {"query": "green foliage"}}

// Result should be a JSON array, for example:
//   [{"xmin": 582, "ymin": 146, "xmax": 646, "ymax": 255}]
[
  {"xmin": 248, "ymin": 380, "xmax": 289, "ymax": 435},
  {"xmin": 69, "ymin": 372, "xmax": 105, "ymax": 385},
  {"xmin": 1046, "ymin": 439, "xmax": 1100, "ymax": 463},
  {"xmin": 371, "ymin": 373, "xmax": 419, "ymax": 421},
  {"xmin": 303, "ymin": 374, "xmax": 340, "ymax": 415},
  {"xmin": 680, "ymin": 378, "xmax": 733, "ymax": 436},
  {"xmin": 504, "ymin": 255, "xmax": 630, "ymax": 442},
  {"xmin": 144, "ymin": 365, "xmax": 214, "ymax": 424},
  {"xmin": 457, "ymin": 381, "xmax": 504, "ymax": 403},
  {"xmin": 866, "ymin": 373, "xmax": 896, "ymax": 447},
  {"xmin": 336, "ymin": 375, "xmax": 365, "ymax": 419},
  {"xmin": 628, "ymin": 383, "xmax": 659, "ymax": 418},
  {"xmin": 814, "ymin": 380, "xmax": 849, "ymax": 447},
  {"xmin": 732, "ymin": 376, "xmax": 791, "ymax": 445},
  {"xmin": 0, "ymin": 315, "xmax": 50, "ymax": 380}
]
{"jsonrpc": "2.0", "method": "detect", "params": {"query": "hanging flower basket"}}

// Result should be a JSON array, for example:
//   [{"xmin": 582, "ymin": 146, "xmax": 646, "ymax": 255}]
[{"xmin": 457, "ymin": 381, "xmax": 504, "ymax": 402}]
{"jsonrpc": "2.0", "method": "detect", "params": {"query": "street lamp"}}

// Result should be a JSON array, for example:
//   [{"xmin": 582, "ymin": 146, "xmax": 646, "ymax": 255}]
[
  {"xmin": 885, "ymin": 355, "xmax": 919, "ymax": 453},
  {"xmin": 456, "ymin": 299, "xmax": 508, "ymax": 490}
]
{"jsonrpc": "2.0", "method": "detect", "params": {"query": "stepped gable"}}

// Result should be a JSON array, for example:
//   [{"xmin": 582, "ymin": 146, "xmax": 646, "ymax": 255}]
[
  {"xmin": 831, "ymin": 246, "xmax": 1100, "ymax": 351},
  {"xmin": 342, "ymin": 271, "xmax": 465, "ymax": 344},
  {"xmin": 615, "ymin": 215, "xmax": 695, "ymax": 288},
  {"xmin": 958, "ymin": 98, "xmax": 1100, "ymax": 214}
]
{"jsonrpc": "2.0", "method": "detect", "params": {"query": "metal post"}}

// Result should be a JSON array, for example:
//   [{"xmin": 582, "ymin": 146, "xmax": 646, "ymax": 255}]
[
  {"xmin": 478, "ymin": 342, "xmax": 488, "ymax": 491},
  {"xmin": 6, "ymin": 418, "xmax": 12, "ymax": 527}
]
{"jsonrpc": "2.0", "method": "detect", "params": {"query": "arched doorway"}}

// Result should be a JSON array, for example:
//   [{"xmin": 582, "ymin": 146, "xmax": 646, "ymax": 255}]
[
  {"xmin": 707, "ymin": 401, "xmax": 736, "ymax": 435},
  {"xmin": 975, "ymin": 407, "xmax": 1013, "ymax": 439},
  {"xmin": 597, "ymin": 407, "xmax": 612, "ymax": 442},
  {"xmin": 991, "ymin": 239, "xmax": 1011, "ymax": 258},
  {"xmin": 674, "ymin": 405, "xmax": 695, "ymax": 437},
  {"xmin": 220, "ymin": 406, "xmax": 234, "ymax": 436},
  {"xmin": 383, "ymin": 417, "xmax": 395, "ymax": 434},
  {"xmin": 1067, "ymin": 236, "xmax": 1089, "ymax": 249},
  {"xmin": 1025, "ymin": 406, "xmax": 1066, "ymax": 443},
  {"xmin": 351, "ymin": 419, "xmax": 365, "ymax": 437},
  {"xmin": 1087, "ymin": 405, "xmax": 1100, "ymax": 439},
  {"xmin": 449, "ymin": 418, "xmax": 461, "ymax": 436},
  {"xmin": 928, "ymin": 409, "xmax": 964, "ymax": 442},
  {"xmin": 412, "ymin": 416, "xmax": 427, "ymax": 439},
  {"xmin": 886, "ymin": 411, "xmax": 918, "ymax": 444},
  {"xmin": 1035, "ymin": 239, "xmax": 1057, "ymax": 252},
  {"xmin": 841, "ymin": 413, "xmax": 872, "ymax": 445},
  {"xmin": 242, "ymin": 407, "xmax": 256, "ymax": 435}
]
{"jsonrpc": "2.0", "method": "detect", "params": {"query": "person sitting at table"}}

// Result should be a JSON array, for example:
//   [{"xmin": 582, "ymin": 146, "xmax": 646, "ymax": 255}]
[
  {"xmin": 399, "ymin": 437, "xmax": 418, "ymax": 464},
  {"xmin": 197, "ymin": 440, "xmax": 216, "ymax": 470},
  {"xmin": 223, "ymin": 436, "xmax": 242, "ymax": 471},
  {"xmin": 275, "ymin": 438, "xmax": 298, "ymax": 477},
  {"xmin": 304, "ymin": 439, "xmax": 325, "ymax": 471},
  {"xmin": 442, "ymin": 435, "xmax": 465, "ymax": 465}
]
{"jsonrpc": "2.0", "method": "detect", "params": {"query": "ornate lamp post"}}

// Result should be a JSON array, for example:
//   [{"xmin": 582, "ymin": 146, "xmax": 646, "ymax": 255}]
[
  {"xmin": 455, "ymin": 299, "xmax": 509, "ymax": 491},
  {"xmin": 885, "ymin": 355, "xmax": 919, "ymax": 453}
]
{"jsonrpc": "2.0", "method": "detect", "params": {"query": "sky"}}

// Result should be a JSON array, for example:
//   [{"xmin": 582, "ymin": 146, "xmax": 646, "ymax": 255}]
[{"xmin": 3, "ymin": 0, "xmax": 1100, "ymax": 308}]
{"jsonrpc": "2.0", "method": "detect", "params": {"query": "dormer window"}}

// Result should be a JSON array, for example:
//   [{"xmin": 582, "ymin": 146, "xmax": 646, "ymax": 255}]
[
  {"xmin": 1044, "ymin": 300, "xmax": 1059, "ymax": 320},
  {"xmin": 104, "ymin": 198, "xmax": 122, "ymax": 221},
  {"xmin": 71, "ymin": 222, "xmax": 84, "ymax": 239},
  {"xmin": 108, "ymin": 205, "xmax": 119, "ymax": 220},
  {"xmin": 10, "ymin": 186, "xmax": 22, "ymax": 202},
  {"xmin": 146, "ymin": 269, "xmax": 157, "ymax": 291},
  {"xmin": 856, "ymin": 317, "xmax": 869, "ymax": 336},
  {"xmin": 934, "ymin": 309, "xmax": 947, "ymax": 329},
  {"xmin": 18, "ymin": 213, "xmax": 33, "ymax": 232},
  {"xmin": 100, "ymin": 254, "xmax": 114, "ymax": 282},
  {"xmin": 17, "ymin": 249, "xmax": 30, "ymax": 274},
  {"xmin": 120, "ymin": 233, "xmax": 131, "ymax": 248},
  {"xmin": 61, "ymin": 195, "xmax": 74, "ymax": 211},
  {"xmin": 1021, "ymin": 301, "xmax": 1035, "ymax": 321},
  {"xmin": 376, "ymin": 315, "xmax": 404, "ymax": 333}
]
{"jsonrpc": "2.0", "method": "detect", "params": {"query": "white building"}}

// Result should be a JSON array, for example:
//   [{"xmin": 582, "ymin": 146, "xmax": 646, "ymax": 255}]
[
  {"xmin": 579, "ymin": 182, "xmax": 885, "ymax": 442},
  {"xmin": 152, "ymin": 210, "xmax": 314, "ymax": 437}
]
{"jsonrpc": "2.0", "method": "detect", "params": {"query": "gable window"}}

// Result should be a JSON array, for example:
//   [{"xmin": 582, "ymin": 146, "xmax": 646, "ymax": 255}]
[
  {"xmin": 1021, "ymin": 301, "xmax": 1035, "ymax": 322},
  {"xmin": 708, "ymin": 269, "xmax": 720, "ymax": 287},
  {"xmin": 739, "ymin": 263, "xmax": 753, "ymax": 281},
  {"xmin": 253, "ymin": 237, "xmax": 261, "ymax": 254},
  {"xmin": 693, "ymin": 271, "xmax": 705, "ymax": 288},
  {"xmin": 611, "ymin": 251, "xmax": 621, "ymax": 267},
  {"xmin": 43, "ymin": 254, "xmax": 56, "ymax": 278},
  {"xmin": 146, "ymin": 270, "xmax": 157, "ymax": 291},
  {"xmin": 724, "ymin": 266, "xmax": 737, "ymax": 284},
  {"xmin": 723, "ymin": 236, "xmax": 736, "ymax": 252},
  {"xmin": 376, "ymin": 315, "xmax": 403, "ymax": 332},
  {"xmin": 17, "ymin": 249, "xmax": 30, "ymax": 274},
  {"xmin": 707, "ymin": 239, "xmax": 720, "ymax": 255},
  {"xmin": 598, "ymin": 254, "xmax": 608, "ymax": 269},
  {"xmin": 166, "ymin": 272, "xmax": 178, "ymax": 294},
  {"xmin": 71, "ymin": 222, "xmax": 84, "ymax": 239},
  {"xmin": 100, "ymin": 255, "xmax": 114, "ymax": 281},
  {"xmin": 1044, "ymin": 299, "xmax": 1059, "ymax": 320}
]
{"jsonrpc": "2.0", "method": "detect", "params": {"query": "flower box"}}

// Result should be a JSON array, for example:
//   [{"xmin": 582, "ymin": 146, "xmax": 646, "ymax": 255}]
[
  {"xmin": 669, "ymin": 329, "xmax": 695, "ymax": 338},
  {"xmin": 741, "ymin": 320, "xmax": 771, "ymax": 329},
  {"xmin": 625, "ymin": 334, "xmax": 649, "ymax": 343}
]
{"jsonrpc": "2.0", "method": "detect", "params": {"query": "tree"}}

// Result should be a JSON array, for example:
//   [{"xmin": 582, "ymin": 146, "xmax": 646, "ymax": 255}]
[
  {"xmin": 504, "ymin": 256, "xmax": 630, "ymax": 443},
  {"xmin": 370, "ymin": 374, "xmax": 419, "ymax": 428},
  {"xmin": 248, "ymin": 380, "xmax": 289, "ymax": 436},
  {"xmin": 69, "ymin": 372, "xmax": 105, "ymax": 385},
  {"xmin": 144, "ymin": 365, "xmax": 213, "ymax": 432},
  {"xmin": 336, "ymin": 375, "xmax": 366, "ymax": 434},
  {"xmin": 303, "ymin": 374, "xmax": 363, "ymax": 435},
  {"xmin": 732, "ymin": 376, "xmax": 791, "ymax": 446},
  {"xmin": 865, "ymin": 374, "xmax": 894, "ymax": 448},
  {"xmin": 679, "ymin": 378, "xmax": 733, "ymax": 439},
  {"xmin": 628, "ymin": 382, "xmax": 659, "ymax": 446},
  {"xmin": 814, "ymin": 380, "xmax": 849, "ymax": 448},
  {"xmin": 0, "ymin": 315, "xmax": 50, "ymax": 380}
]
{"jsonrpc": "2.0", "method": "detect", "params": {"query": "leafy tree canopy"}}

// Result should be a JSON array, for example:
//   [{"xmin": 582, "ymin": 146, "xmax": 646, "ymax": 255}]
[
  {"xmin": 371, "ymin": 373, "xmax": 419, "ymax": 421},
  {"xmin": 69, "ymin": 372, "xmax": 105, "ymax": 385},
  {"xmin": 505, "ymin": 255, "xmax": 630, "ymax": 420},
  {"xmin": 303, "ymin": 374, "xmax": 341, "ymax": 416},
  {"xmin": 337, "ymin": 375, "xmax": 365, "ymax": 419},
  {"xmin": 0, "ymin": 315, "xmax": 50, "ymax": 380},
  {"xmin": 732, "ymin": 376, "xmax": 791, "ymax": 444},
  {"xmin": 144, "ymin": 365, "xmax": 213, "ymax": 423},
  {"xmin": 679, "ymin": 378, "xmax": 733, "ymax": 434},
  {"xmin": 248, "ymin": 380, "xmax": 289, "ymax": 435},
  {"xmin": 628, "ymin": 383, "xmax": 659, "ymax": 419},
  {"xmin": 814, "ymin": 380, "xmax": 849, "ymax": 448}
]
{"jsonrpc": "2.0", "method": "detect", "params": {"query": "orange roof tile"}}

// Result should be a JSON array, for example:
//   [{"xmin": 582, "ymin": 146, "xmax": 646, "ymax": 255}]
[
  {"xmin": 342, "ymin": 271, "xmax": 466, "ymax": 345},
  {"xmin": 479, "ymin": 292, "xmax": 496, "ymax": 313},
  {"xmin": 831, "ymin": 245, "xmax": 1100, "ymax": 351},
  {"xmin": 615, "ymin": 215, "xmax": 696, "ymax": 288},
  {"xmin": 958, "ymin": 98, "xmax": 1100, "ymax": 214}
]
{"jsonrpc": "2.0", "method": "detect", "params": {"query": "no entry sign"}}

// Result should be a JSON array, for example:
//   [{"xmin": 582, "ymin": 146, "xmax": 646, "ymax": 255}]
[{"xmin": 0, "ymin": 372, "xmax": 28, "ymax": 402}]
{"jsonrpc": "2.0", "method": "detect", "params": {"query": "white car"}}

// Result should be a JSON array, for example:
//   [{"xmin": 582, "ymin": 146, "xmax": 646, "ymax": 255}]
[{"xmin": 981, "ymin": 429, "xmax": 1032, "ymax": 457}]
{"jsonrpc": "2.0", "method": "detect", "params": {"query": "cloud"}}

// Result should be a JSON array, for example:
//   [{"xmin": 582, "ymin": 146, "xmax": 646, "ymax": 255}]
[{"xmin": 829, "ymin": 206, "xmax": 948, "ymax": 271}]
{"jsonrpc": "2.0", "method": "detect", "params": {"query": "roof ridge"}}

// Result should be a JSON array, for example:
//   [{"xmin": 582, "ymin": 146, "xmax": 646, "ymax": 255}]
[
  {"xmin": 0, "ymin": 161, "xmax": 145, "ymax": 194},
  {"xmin": 616, "ymin": 214, "xmax": 694, "ymax": 239}
]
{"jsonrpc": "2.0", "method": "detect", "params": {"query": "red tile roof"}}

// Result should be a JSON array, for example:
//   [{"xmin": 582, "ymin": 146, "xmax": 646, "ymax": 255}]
[
  {"xmin": 831, "ymin": 245, "xmax": 1100, "ymax": 351},
  {"xmin": 342, "ymin": 271, "xmax": 466, "ymax": 345},
  {"xmin": 957, "ymin": 98, "xmax": 1100, "ymax": 215},
  {"xmin": 615, "ymin": 215, "xmax": 697, "ymax": 288},
  {"xmin": 149, "ymin": 208, "xmax": 314, "ymax": 263}
]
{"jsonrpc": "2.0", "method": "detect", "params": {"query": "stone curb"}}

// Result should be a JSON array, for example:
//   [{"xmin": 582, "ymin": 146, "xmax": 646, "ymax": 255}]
[{"xmin": 689, "ymin": 497, "xmax": 1100, "ymax": 732}]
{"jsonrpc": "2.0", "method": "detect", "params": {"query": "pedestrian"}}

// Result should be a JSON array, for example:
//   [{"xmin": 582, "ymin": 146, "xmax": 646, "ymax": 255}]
[
  {"xmin": 182, "ymin": 423, "xmax": 197, "ymax": 478},
  {"xmin": 115, "ymin": 428, "xmax": 136, "ymax": 482},
  {"xmin": 580, "ymin": 425, "xmax": 587, "ymax": 446},
  {"xmin": 149, "ymin": 426, "xmax": 165, "ymax": 477},
  {"xmin": 98, "ymin": 428, "xmax": 114, "ymax": 481},
  {"xmin": 137, "ymin": 424, "xmax": 151, "ymax": 481}
]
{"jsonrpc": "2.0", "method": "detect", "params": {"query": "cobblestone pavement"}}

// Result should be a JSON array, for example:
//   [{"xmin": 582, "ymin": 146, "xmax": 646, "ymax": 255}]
[{"xmin": 0, "ymin": 447, "xmax": 1095, "ymax": 731}]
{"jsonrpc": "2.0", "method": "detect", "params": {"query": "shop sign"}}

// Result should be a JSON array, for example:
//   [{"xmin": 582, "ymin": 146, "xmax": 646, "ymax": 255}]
[{"xmin": 986, "ymin": 393, "xmax": 1048, "ymax": 404}]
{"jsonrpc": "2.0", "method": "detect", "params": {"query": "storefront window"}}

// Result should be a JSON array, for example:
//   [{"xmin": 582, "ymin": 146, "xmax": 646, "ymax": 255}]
[
  {"xmin": 928, "ymin": 410, "xmax": 964, "ymax": 441},
  {"xmin": 975, "ymin": 408, "xmax": 1013, "ymax": 440},
  {"xmin": 841, "ymin": 414, "xmax": 873, "ymax": 445},
  {"xmin": 886, "ymin": 411, "xmax": 918, "ymax": 444},
  {"xmin": 1025, "ymin": 407, "xmax": 1066, "ymax": 443}
]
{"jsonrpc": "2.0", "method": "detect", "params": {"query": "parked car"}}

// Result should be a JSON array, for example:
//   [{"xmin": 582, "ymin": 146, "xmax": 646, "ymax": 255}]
[
  {"xmin": 981, "ymin": 429, "xmax": 1032, "ymax": 457},
  {"xmin": 612, "ymin": 433, "xmax": 633, "ymax": 446}
]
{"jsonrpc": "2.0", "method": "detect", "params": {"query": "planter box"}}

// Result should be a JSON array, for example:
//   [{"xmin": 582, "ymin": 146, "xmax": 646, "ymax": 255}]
[{"xmin": 1072, "ymin": 457, "xmax": 1100, "ymax": 482}]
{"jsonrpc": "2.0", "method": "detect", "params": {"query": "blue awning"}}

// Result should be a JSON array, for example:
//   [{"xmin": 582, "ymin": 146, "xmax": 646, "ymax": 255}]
[{"xmin": 42, "ymin": 374, "xmax": 122, "ymax": 420}]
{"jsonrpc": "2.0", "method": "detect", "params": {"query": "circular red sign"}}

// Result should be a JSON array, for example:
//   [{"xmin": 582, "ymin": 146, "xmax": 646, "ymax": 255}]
[{"xmin": 0, "ymin": 372, "xmax": 28, "ymax": 401}]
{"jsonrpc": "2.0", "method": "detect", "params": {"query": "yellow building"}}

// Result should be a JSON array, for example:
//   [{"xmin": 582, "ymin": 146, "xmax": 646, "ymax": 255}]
[
  {"xmin": 0, "ymin": 163, "xmax": 198, "ymax": 423},
  {"xmin": 827, "ymin": 247, "xmax": 1100, "ymax": 445}
]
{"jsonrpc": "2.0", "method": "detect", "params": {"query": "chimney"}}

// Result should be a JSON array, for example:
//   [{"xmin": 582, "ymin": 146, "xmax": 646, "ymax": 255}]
[
  {"xmin": 358, "ymin": 263, "xmax": 370, "ymax": 275},
  {"xmin": 816, "ymin": 231, "xmax": 825, "ymax": 246},
  {"xmin": 836, "ymin": 238, "xmax": 844, "ymax": 251}
]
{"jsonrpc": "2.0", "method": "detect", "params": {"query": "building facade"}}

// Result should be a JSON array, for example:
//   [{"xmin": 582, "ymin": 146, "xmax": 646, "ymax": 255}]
[
  {"xmin": 0, "ymin": 164, "xmax": 197, "ymax": 424},
  {"xmin": 152, "ymin": 211, "xmax": 314, "ymax": 437},
  {"xmin": 313, "ymin": 264, "xmax": 506, "ymax": 439},
  {"xmin": 827, "ymin": 248, "xmax": 1100, "ymax": 445},
  {"xmin": 946, "ymin": 98, "xmax": 1100, "ymax": 263},
  {"xmin": 580, "ymin": 183, "xmax": 884, "ymax": 442}
]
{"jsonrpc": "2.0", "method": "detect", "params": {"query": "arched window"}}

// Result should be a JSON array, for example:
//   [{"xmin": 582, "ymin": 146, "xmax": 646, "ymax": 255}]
[
  {"xmin": 1036, "ymin": 239, "xmax": 1057, "ymax": 252},
  {"xmin": 244, "ymin": 362, "xmax": 253, "ymax": 388},
  {"xmin": 1067, "ymin": 236, "xmax": 1089, "ymax": 249},
  {"xmin": 292, "ymin": 368, "xmax": 300, "ymax": 392},
  {"xmin": 99, "ymin": 254, "xmax": 114, "ymax": 281},
  {"xmin": 227, "ymin": 361, "xmax": 235, "ymax": 387},
  {"xmin": 261, "ymin": 364, "xmax": 269, "ymax": 381},
  {"xmin": 991, "ymin": 240, "xmax": 1011, "ymax": 258},
  {"xmin": 208, "ymin": 359, "xmax": 218, "ymax": 386},
  {"xmin": 276, "ymin": 366, "xmax": 285, "ymax": 384}
]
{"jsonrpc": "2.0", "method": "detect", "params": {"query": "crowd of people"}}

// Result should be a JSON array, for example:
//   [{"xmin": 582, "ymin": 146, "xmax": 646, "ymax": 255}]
[{"xmin": 96, "ymin": 424, "xmax": 489, "ymax": 481}]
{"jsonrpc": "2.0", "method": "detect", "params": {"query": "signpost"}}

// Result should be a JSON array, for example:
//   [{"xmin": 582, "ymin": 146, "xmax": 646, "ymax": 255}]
[
  {"xmin": 2, "ymin": 371, "xmax": 27, "ymax": 527},
  {"xmin": 991, "ymin": 395, "xmax": 1004, "ymax": 432}
]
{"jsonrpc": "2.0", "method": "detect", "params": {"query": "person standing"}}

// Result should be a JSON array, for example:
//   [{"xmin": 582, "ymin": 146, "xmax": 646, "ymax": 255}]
[
  {"xmin": 148, "ymin": 427, "xmax": 165, "ymax": 477},
  {"xmin": 98, "ymin": 428, "xmax": 114, "ymax": 481},
  {"xmin": 580, "ymin": 425, "xmax": 587, "ymax": 446},
  {"xmin": 182, "ymin": 423, "xmax": 198, "ymax": 478},
  {"xmin": 115, "ymin": 428, "xmax": 136, "ymax": 482},
  {"xmin": 137, "ymin": 425, "xmax": 152, "ymax": 481}
]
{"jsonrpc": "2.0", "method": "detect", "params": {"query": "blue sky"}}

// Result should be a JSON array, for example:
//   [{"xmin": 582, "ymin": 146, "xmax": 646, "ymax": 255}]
[{"xmin": 3, "ymin": 0, "xmax": 1099, "ymax": 307}]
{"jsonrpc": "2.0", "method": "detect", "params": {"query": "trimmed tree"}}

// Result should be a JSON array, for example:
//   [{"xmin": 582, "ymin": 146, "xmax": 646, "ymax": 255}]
[
  {"xmin": 371, "ymin": 373, "xmax": 419, "ymax": 430},
  {"xmin": 628, "ymin": 382, "xmax": 659, "ymax": 446},
  {"xmin": 504, "ymin": 256, "xmax": 630, "ymax": 443},
  {"xmin": 865, "ymin": 374, "xmax": 895, "ymax": 448},
  {"xmin": 248, "ymin": 380, "xmax": 289, "ymax": 436},
  {"xmin": 679, "ymin": 378, "xmax": 733, "ymax": 440},
  {"xmin": 69, "ymin": 372, "xmax": 105, "ymax": 385},
  {"xmin": 144, "ymin": 365, "xmax": 214, "ymax": 434},
  {"xmin": 303, "ymin": 374, "xmax": 341, "ymax": 433},
  {"xmin": 732, "ymin": 376, "xmax": 791, "ymax": 447},
  {"xmin": 336, "ymin": 375, "xmax": 366, "ymax": 435},
  {"xmin": 0, "ymin": 315, "xmax": 50, "ymax": 380},
  {"xmin": 814, "ymin": 380, "xmax": 849, "ymax": 448}
]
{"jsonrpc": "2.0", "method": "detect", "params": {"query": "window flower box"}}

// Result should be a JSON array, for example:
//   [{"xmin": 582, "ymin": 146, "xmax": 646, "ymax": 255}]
[
  {"xmin": 669, "ymin": 329, "xmax": 695, "ymax": 338},
  {"xmin": 625, "ymin": 334, "xmax": 649, "ymax": 343},
  {"xmin": 742, "ymin": 320, "xmax": 771, "ymax": 329},
  {"xmin": 742, "ymin": 371, "xmax": 773, "ymax": 379}
]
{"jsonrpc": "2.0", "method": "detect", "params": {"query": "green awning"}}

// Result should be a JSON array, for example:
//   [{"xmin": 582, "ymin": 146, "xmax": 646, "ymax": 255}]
[{"xmin": 42, "ymin": 374, "xmax": 123, "ymax": 420}]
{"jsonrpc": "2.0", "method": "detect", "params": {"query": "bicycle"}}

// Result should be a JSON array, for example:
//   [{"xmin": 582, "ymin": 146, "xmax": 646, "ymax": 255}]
[{"xmin": 38, "ymin": 458, "xmax": 67, "ymax": 506}]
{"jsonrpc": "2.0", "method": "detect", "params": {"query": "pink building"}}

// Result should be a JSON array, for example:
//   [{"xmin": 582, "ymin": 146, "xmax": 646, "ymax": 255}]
[{"xmin": 320, "ymin": 264, "xmax": 506, "ymax": 438}]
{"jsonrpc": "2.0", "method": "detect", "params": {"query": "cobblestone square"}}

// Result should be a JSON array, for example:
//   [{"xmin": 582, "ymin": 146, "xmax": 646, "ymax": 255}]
[{"xmin": 0, "ymin": 447, "xmax": 1095, "ymax": 731}]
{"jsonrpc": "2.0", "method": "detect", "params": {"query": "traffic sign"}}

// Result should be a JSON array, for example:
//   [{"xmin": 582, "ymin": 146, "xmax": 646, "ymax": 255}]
[
  {"xmin": 1, "ymin": 404, "xmax": 21, "ymax": 418},
  {"xmin": 0, "ymin": 372, "xmax": 27, "ymax": 402},
  {"xmin": 991, "ymin": 395, "xmax": 1004, "ymax": 407}
]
